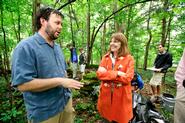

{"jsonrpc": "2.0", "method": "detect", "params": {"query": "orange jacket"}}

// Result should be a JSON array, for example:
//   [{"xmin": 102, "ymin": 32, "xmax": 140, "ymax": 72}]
[{"xmin": 97, "ymin": 53, "xmax": 134, "ymax": 123}]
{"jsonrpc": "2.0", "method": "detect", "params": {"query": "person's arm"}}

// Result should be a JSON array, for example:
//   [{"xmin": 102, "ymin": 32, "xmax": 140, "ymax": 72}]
[
  {"xmin": 97, "ymin": 67, "xmax": 118, "ymax": 81},
  {"xmin": 17, "ymin": 78, "xmax": 84, "ymax": 92},
  {"xmin": 97, "ymin": 55, "xmax": 134, "ymax": 84},
  {"xmin": 12, "ymin": 44, "xmax": 83, "ymax": 92},
  {"xmin": 154, "ymin": 54, "xmax": 159, "ymax": 67},
  {"xmin": 161, "ymin": 53, "xmax": 173, "ymax": 71},
  {"xmin": 96, "ymin": 56, "xmax": 118, "ymax": 81},
  {"xmin": 175, "ymin": 49, "xmax": 185, "ymax": 88},
  {"xmin": 116, "ymin": 56, "xmax": 135, "ymax": 84}
]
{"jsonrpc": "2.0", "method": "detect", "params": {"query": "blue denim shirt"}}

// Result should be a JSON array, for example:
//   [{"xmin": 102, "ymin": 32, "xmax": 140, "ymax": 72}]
[{"xmin": 11, "ymin": 33, "xmax": 71, "ymax": 123}]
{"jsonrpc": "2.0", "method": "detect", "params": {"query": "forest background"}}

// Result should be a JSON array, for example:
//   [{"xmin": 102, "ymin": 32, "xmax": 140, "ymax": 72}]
[{"xmin": 0, "ymin": 0, "xmax": 184, "ymax": 122}]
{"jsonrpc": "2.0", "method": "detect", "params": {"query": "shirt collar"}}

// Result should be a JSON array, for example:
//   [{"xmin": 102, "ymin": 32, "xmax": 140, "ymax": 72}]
[
  {"xmin": 105, "ymin": 52, "xmax": 125, "ymax": 60},
  {"xmin": 159, "ymin": 50, "xmax": 166, "ymax": 55},
  {"xmin": 34, "ymin": 32, "xmax": 58, "ymax": 47},
  {"xmin": 34, "ymin": 32, "xmax": 47, "ymax": 45}
]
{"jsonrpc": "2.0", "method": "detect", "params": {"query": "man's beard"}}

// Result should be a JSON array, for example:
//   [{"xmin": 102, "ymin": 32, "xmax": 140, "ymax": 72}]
[{"xmin": 45, "ymin": 24, "xmax": 58, "ymax": 40}]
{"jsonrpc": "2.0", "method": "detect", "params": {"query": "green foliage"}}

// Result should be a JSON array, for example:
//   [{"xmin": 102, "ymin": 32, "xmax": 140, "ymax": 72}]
[
  {"xmin": 72, "ymin": 89, "xmax": 81, "ymax": 98},
  {"xmin": 0, "ymin": 107, "xmax": 23, "ymax": 122},
  {"xmin": 165, "ymin": 72, "xmax": 175, "ymax": 84},
  {"xmin": 0, "ymin": 77, "xmax": 26, "ymax": 122},
  {"xmin": 160, "ymin": 107, "xmax": 174, "ymax": 122},
  {"xmin": 86, "ymin": 64, "xmax": 99, "ymax": 69},
  {"xmin": 75, "ymin": 117, "xmax": 84, "ymax": 123},
  {"xmin": 136, "ymin": 69, "xmax": 153, "ymax": 83},
  {"xmin": 74, "ymin": 96, "xmax": 101, "ymax": 122},
  {"xmin": 83, "ymin": 71, "xmax": 97, "ymax": 80},
  {"xmin": 75, "ymin": 102, "xmax": 92, "ymax": 111}
]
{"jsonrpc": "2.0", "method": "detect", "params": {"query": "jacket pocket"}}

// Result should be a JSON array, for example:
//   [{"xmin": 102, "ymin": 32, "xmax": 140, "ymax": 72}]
[{"xmin": 97, "ymin": 84, "xmax": 111, "ymax": 114}]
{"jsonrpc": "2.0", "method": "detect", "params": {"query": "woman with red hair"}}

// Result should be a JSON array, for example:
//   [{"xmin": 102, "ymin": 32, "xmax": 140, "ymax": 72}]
[{"xmin": 97, "ymin": 32, "xmax": 134, "ymax": 123}]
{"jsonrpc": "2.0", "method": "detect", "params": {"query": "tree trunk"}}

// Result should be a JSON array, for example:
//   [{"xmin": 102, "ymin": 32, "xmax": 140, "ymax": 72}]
[
  {"xmin": 143, "ymin": 1, "xmax": 152, "ymax": 70},
  {"xmin": 32, "ymin": 0, "xmax": 40, "ymax": 33},
  {"xmin": 81, "ymin": 23, "xmax": 85, "ymax": 45},
  {"xmin": 113, "ymin": 0, "xmax": 119, "ymax": 31},
  {"xmin": 69, "ymin": 5, "xmax": 75, "ymax": 46},
  {"xmin": 101, "ymin": 22, "xmax": 106, "ymax": 58},
  {"xmin": 17, "ymin": 2, "xmax": 21, "ymax": 42},
  {"xmin": 126, "ymin": 6, "xmax": 132, "ymax": 41},
  {"xmin": 166, "ymin": 15, "xmax": 173, "ymax": 51},
  {"xmin": 161, "ymin": 18, "xmax": 166, "ymax": 45},
  {"xmin": 11, "ymin": 12, "xmax": 19, "ymax": 42},
  {"xmin": 10, "ymin": 1, "xmax": 21, "ymax": 43},
  {"xmin": 70, "ymin": 4, "xmax": 79, "ymax": 30},
  {"xmin": 89, "ymin": 27, "xmax": 95, "ymax": 64},
  {"xmin": 161, "ymin": 0, "xmax": 169, "ymax": 45},
  {"xmin": 86, "ymin": 0, "xmax": 91, "ymax": 65}
]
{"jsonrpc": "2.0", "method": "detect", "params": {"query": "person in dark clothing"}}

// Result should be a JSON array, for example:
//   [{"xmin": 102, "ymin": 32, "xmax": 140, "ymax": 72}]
[
  {"xmin": 149, "ymin": 44, "xmax": 172, "ymax": 100},
  {"xmin": 79, "ymin": 48, "xmax": 86, "ymax": 80},
  {"xmin": 69, "ymin": 44, "xmax": 78, "ymax": 79}
]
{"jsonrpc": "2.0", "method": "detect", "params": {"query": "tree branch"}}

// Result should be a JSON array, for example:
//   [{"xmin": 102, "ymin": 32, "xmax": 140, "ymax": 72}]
[
  {"xmin": 57, "ymin": 0, "xmax": 76, "ymax": 10},
  {"xmin": 91, "ymin": 0, "xmax": 155, "ymax": 47}
]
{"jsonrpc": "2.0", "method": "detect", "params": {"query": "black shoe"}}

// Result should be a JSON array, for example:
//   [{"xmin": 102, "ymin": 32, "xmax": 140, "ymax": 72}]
[
  {"xmin": 73, "ymin": 77, "xmax": 79, "ymax": 80},
  {"xmin": 155, "ymin": 96, "xmax": 162, "ymax": 104}
]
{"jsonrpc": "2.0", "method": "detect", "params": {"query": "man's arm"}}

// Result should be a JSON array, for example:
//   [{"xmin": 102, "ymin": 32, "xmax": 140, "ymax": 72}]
[
  {"xmin": 17, "ymin": 78, "xmax": 84, "ymax": 92},
  {"xmin": 161, "ymin": 53, "xmax": 173, "ymax": 71},
  {"xmin": 154, "ymin": 54, "xmax": 159, "ymax": 66}
]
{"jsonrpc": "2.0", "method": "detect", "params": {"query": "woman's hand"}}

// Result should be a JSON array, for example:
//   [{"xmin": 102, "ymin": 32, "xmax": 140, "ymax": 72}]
[
  {"xmin": 117, "ymin": 71, "xmax": 126, "ymax": 77},
  {"xmin": 98, "ymin": 67, "xmax": 107, "ymax": 73}
]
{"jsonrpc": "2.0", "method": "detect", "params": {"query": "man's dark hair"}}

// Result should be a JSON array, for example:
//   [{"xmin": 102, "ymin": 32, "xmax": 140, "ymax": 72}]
[
  {"xmin": 36, "ymin": 7, "xmax": 64, "ymax": 31},
  {"xmin": 159, "ymin": 44, "xmax": 165, "ymax": 47}
]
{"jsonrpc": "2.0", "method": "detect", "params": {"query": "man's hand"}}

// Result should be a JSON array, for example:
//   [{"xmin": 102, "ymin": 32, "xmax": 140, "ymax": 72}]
[
  {"xmin": 59, "ymin": 78, "xmax": 84, "ymax": 89},
  {"xmin": 155, "ymin": 68, "xmax": 162, "ymax": 72},
  {"xmin": 183, "ymin": 80, "xmax": 185, "ymax": 88}
]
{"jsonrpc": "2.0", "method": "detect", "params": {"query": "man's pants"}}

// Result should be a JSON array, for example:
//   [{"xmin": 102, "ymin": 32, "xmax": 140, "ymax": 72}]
[
  {"xmin": 80, "ymin": 64, "xmax": 86, "ymax": 73},
  {"xmin": 72, "ymin": 63, "xmax": 77, "ymax": 78},
  {"xmin": 174, "ymin": 87, "xmax": 185, "ymax": 123},
  {"xmin": 28, "ymin": 98, "xmax": 75, "ymax": 123}
]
